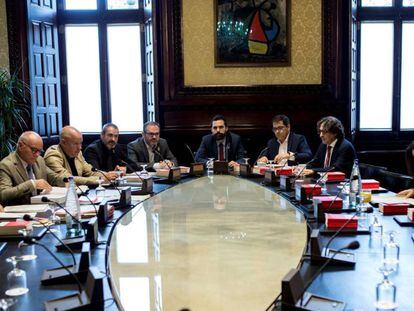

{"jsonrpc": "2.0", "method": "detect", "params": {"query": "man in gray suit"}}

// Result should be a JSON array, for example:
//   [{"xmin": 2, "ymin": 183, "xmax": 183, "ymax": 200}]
[
  {"xmin": 0, "ymin": 131, "xmax": 64, "ymax": 206},
  {"xmin": 128, "ymin": 121, "xmax": 177, "ymax": 171}
]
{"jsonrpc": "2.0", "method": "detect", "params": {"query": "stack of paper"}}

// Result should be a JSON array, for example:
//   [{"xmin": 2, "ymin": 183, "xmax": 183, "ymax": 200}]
[{"xmin": 4, "ymin": 204, "xmax": 50, "ymax": 213}]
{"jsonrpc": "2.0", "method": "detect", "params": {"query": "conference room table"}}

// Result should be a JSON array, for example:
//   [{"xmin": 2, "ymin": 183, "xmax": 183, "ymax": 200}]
[{"xmin": 0, "ymin": 172, "xmax": 413, "ymax": 310}]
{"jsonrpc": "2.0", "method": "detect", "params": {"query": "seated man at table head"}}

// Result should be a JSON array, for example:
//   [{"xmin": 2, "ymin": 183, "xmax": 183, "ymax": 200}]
[
  {"xmin": 0, "ymin": 131, "xmax": 64, "ymax": 205},
  {"xmin": 258, "ymin": 114, "xmax": 312, "ymax": 165},
  {"xmin": 305, "ymin": 116, "xmax": 356, "ymax": 176},
  {"xmin": 194, "ymin": 114, "xmax": 246, "ymax": 168},
  {"xmin": 127, "ymin": 121, "xmax": 177, "ymax": 171},
  {"xmin": 44, "ymin": 126, "xmax": 118, "ymax": 185},
  {"xmin": 84, "ymin": 123, "xmax": 128, "ymax": 174}
]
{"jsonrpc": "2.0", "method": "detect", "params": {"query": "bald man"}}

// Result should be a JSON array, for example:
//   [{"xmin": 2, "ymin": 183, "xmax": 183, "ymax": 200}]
[
  {"xmin": 44, "ymin": 126, "xmax": 118, "ymax": 185},
  {"xmin": 0, "ymin": 131, "xmax": 64, "ymax": 205}
]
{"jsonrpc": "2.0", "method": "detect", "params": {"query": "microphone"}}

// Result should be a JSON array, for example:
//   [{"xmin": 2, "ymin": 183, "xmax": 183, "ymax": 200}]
[
  {"xmin": 299, "ymin": 240, "xmax": 360, "ymax": 307},
  {"xmin": 19, "ymin": 238, "xmax": 83, "ymax": 293},
  {"xmin": 184, "ymin": 143, "xmax": 196, "ymax": 163},
  {"xmin": 152, "ymin": 145, "xmax": 172, "ymax": 169},
  {"xmin": 63, "ymin": 177, "xmax": 98, "ymax": 216},
  {"xmin": 323, "ymin": 210, "xmax": 361, "ymax": 256},
  {"xmin": 254, "ymin": 147, "xmax": 269, "ymax": 165},
  {"xmin": 307, "ymin": 167, "xmax": 335, "ymax": 199},
  {"xmin": 292, "ymin": 157, "xmax": 318, "ymax": 182},
  {"xmin": 41, "ymin": 197, "xmax": 87, "ymax": 235},
  {"xmin": 23, "ymin": 214, "xmax": 77, "ymax": 267}
]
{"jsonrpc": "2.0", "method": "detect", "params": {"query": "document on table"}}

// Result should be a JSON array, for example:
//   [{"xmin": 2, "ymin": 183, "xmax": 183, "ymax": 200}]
[
  {"xmin": 371, "ymin": 194, "xmax": 414, "ymax": 205},
  {"xmin": 4, "ymin": 204, "xmax": 50, "ymax": 213}
]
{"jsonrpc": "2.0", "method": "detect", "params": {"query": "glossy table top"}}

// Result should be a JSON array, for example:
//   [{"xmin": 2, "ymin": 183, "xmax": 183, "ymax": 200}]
[{"xmin": 108, "ymin": 176, "xmax": 307, "ymax": 311}]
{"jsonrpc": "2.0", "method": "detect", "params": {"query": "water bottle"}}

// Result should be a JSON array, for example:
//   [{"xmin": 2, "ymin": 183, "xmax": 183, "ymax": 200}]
[
  {"xmin": 65, "ymin": 176, "xmax": 81, "ymax": 234},
  {"xmin": 349, "ymin": 159, "xmax": 361, "ymax": 208}
]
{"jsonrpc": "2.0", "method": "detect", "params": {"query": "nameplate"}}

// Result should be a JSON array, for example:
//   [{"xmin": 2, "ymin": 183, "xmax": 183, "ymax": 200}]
[
  {"xmin": 214, "ymin": 161, "xmax": 229, "ymax": 174},
  {"xmin": 168, "ymin": 167, "xmax": 181, "ymax": 182},
  {"xmin": 190, "ymin": 163, "xmax": 204, "ymax": 176},
  {"xmin": 239, "ymin": 163, "xmax": 251, "ymax": 177}
]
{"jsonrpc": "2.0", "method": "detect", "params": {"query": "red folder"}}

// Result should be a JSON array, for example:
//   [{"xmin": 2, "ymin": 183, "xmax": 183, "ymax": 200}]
[
  {"xmin": 276, "ymin": 167, "xmax": 294, "ymax": 176},
  {"xmin": 326, "ymin": 172, "xmax": 346, "ymax": 182},
  {"xmin": 379, "ymin": 203, "xmax": 409, "ymax": 215},
  {"xmin": 325, "ymin": 214, "xmax": 358, "ymax": 229},
  {"xmin": 313, "ymin": 196, "xmax": 343, "ymax": 209},
  {"xmin": 301, "ymin": 184, "xmax": 322, "ymax": 196},
  {"xmin": 361, "ymin": 179, "xmax": 380, "ymax": 190}
]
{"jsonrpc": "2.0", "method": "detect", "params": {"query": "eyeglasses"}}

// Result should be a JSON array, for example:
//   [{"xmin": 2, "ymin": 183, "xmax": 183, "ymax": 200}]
[
  {"xmin": 145, "ymin": 132, "xmax": 160, "ymax": 137},
  {"xmin": 318, "ymin": 129, "xmax": 329, "ymax": 135},
  {"xmin": 272, "ymin": 126, "xmax": 287, "ymax": 132},
  {"xmin": 22, "ymin": 141, "xmax": 43, "ymax": 154}
]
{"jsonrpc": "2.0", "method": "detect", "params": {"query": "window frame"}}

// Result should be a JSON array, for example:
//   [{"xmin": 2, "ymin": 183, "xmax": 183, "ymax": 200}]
[
  {"xmin": 355, "ymin": 0, "xmax": 414, "ymax": 146},
  {"xmin": 57, "ymin": 0, "xmax": 146, "ymax": 134}
]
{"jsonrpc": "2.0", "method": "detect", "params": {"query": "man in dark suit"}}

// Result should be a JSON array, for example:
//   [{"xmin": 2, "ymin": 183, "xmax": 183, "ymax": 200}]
[
  {"xmin": 305, "ymin": 116, "xmax": 356, "ymax": 176},
  {"xmin": 127, "ymin": 121, "xmax": 177, "ymax": 171},
  {"xmin": 0, "ymin": 131, "xmax": 64, "ymax": 205},
  {"xmin": 195, "ymin": 115, "xmax": 246, "ymax": 168},
  {"xmin": 84, "ymin": 123, "xmax": 128, "ymax": 173},
  {"xmin": 258, "ymin": 114, "xmax": 312, "ymax": 165}
]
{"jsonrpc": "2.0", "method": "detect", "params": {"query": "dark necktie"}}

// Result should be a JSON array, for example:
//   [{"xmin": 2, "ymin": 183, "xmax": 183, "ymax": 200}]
[
  {"xmin": 26, "ymin": 165, "xmax": 35, "ymax": 180},
  {"xmin": 324, "ymin": 146, "xmax": 332, "ymax": 168},
  {"xmin": 218, "ymin": 143, "xmax": 224, "ymax": 161}
]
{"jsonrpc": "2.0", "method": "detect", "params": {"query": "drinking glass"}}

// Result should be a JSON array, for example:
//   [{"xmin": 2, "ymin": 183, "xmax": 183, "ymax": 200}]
[
  {"xmin": 243, "ymin": 158, "xmax": 250, "ymax": 165},
  {"xmin": 95, "ymin": 176, "xmax": 106, "ymax": 200},
  {"xmin": 5, "ymin": 256, "xmax": 29, "ymax": 296},
  {"xmin": 375, "ymin": 264, "xmax": 397, "ymax": 310},
  {"xmin": 139, "ymin": 164, "xmax": 149, "ymax": 178},
  {"xmin": 383, "ymin": 231, "xmax": 400, "ymax": 267},
  {"xmin": 206, "ymin": 158, "xmax": 215, "ymax": 176}
]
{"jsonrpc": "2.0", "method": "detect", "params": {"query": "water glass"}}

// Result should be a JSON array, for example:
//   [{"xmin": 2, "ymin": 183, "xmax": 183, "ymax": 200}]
[
  {"xmin": 375, "ymin": 264, "xmax": 397, "ymax": 310},
  {"xmin": 383, "ymin": 231, "xmax": 400, "ymax": 267},
  {"xmin": 5, "ymin": 257, "xmax": 29, "ymax": 296}
]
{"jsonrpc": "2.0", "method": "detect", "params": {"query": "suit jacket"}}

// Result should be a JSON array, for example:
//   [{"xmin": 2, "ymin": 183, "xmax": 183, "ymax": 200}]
[
  {"xmin": 127, "ymin": 138, "xmax": 177, "ymax": 171},
  {"xmin": 195, "ymin": 132, "xmax": 246, "ymax": 164},
  {"xmin": 308, "ymin": 138, "xmax": 356, "ymax": 176},
  {"xmin": 0, "ymin": 152, "xmax": 64, "ymax": 205},
  {"xmin": 264, "ymin": 132, "xmax": 312, "ymax": 164},
  {"xmin": 84, "ymin": 139, "xmax": 128, "ymax": 172},
  {"xmin": 44, "ymin": 145, "xmax": 101, "ymax": 185}
]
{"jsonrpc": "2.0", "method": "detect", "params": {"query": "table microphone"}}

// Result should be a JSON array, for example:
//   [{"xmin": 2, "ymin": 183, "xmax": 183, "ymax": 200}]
[
  {"xmin": 292, "ymin": 157, "xmax": 318, "ymax": 183},
  {"xmin": 299, "ymin": 240, "xmax": 360, "ymax": 307},
  {"xmin": 19, "ymin": 238, "xmax": 83, "ymax": 293},
  {"xmin": 152, "ymin": 145, "xmax": 172, "ymax": 169},
  {"xmin": 63, "ymin": 177, "xmax": 98, "ymax": 216},
  {"xmin": 41, "ymin": 197, "xmax": 87, "ymax": 235},
  {"xmin": 22, "ymin": 214, "xmax": 76, "ymax": 266},
  {"xmin": 184, "ymin": 143, "xmax": 196, "ymax": 163},
  {"xmin": 254, "ymin": 147, "xmax": 269, "ymax": 165},
  {"xmin": 91, "ymin": 168, "xmax": 122, "ymax": 196},
  {"xmin": 308, "ymin": 167, "xmax": 336, "ymax": 197}
]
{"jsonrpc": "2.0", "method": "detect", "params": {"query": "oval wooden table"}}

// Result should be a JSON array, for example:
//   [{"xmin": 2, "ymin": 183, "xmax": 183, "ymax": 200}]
[{"xmin": 108, "ymin": 175, "xmax": 307, "ymax": 311}]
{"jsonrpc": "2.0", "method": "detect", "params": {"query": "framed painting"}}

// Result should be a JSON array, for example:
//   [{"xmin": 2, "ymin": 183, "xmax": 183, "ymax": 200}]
[{"xmin": 215, "ymin": 0, "xmax": 290, "ymax": 67}]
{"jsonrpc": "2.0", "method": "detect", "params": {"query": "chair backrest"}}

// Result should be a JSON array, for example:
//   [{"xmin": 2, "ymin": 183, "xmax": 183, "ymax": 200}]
[
  {"xmin": 376, "ymin": 170, "xmax": 414, "ymax": 193},
  {"xmin": 406, "ymin": 142, "xmax": 414, "ymax": 177},
  {"xmin": 359, "ymin": 163, "xmax": 387, "ymax": 180}
]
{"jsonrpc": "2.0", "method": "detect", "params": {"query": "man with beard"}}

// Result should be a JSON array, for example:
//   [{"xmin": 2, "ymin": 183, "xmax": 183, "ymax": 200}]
[
  {"xmin": 195, "ymin": 115, "xmax": 246, "ymax": 168},
  {"xmin": 257, "ymin": 114, "xmax": 312, "ymax": 165},
  {"xmin": 84, "ymin": 123, "xmax": 128, "ymax": 173},
  {"xmin": 127, "ymin": 121, "xmax": 177, "ymax": 171},
  {"xmin": 304, "ymin": 116, "xmax": 356, "ymax": 176}
]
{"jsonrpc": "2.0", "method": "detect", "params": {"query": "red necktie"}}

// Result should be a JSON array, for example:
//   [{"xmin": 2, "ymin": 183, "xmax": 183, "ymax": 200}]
[
  {"xmin": 219, "ymin": 143, "xmax": 224, "ymax": 161},
  {"xmin": 324, "ymin": 146, "xmax": 332, "ymax": 168}
]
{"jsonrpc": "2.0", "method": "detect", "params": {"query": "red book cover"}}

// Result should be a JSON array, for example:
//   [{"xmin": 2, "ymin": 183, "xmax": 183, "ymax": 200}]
[
  {"xmin": 361, "ymin": 179, "xmax": 380, "ymax": 190},
  {"xmin": 0, "ymin": 220, "xmax": 32, "ymax": 235},
  {"xmin": 301, "ymin": 184, "xmax": 322, "ymax": 196},
  {"xmin": 408, "ymin": 208, "xmax": 414, "ymax": 221},
  {"xmin": 253, "ymin": 166, "xmax": 268, "ymax": 175},
  {"xmin": 379, "ymin": 203, "xmax": 409, "ymax": 215},
  {"xmin": 325, "ymin": 214, "xmax": 358, "ymax": 229},
  {"xmin": 326, "ymin": 172, "xmax": 346, "ymax": 182},
  {"xmin": 276, "ymin": 168, "xmax": 294, "ymax": 176},
  {"xmin": 313, "ymin": 196, "xmax": 343, "ymax": 209}
]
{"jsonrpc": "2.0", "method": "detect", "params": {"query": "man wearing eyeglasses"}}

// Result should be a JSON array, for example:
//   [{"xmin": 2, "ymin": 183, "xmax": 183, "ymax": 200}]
[
  {"xmin": 195, "ymin": 114, "xmax": 246, "ymax": 167},
  {"xmin": 44, "ymin": 126, "xmax": 118, "ymax": 185},
  {"xmin": 258, "ymin": 115, "xmax": 312, "ymax": 165},
  {"xmin": 127, "ymin": 121, "xmax": 177, "ymax": 171},
  {"xmin": 0, "ymin": 131, "xmax": 64, "ymax": 205},
  {"xmin": 304, "ymin": 116, "xmax": 356, "ymax": 176}
]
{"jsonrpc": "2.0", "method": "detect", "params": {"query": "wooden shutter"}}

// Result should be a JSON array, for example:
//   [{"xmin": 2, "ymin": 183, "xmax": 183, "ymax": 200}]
[
  {"xmin": 143, "ymin": 0, "xmax": 156, "ymax": 123},
  {"xmin": 26, "ymin": 0, "xmax": 62, "ymax": 139},
  {"xmin": 350, "ymin": 0, "xmax": 358, "ymax": 141}
]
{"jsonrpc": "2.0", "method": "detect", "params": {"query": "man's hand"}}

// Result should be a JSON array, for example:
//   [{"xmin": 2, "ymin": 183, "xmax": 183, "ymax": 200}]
[
  {"xmin": 274, "ymin": 152, "xmax": 291, "ymax": 164},
  {"xmin": 228, "ymin": 161, "xmax": 240, "ymax": 168},
  {"xmin": 35, "ymin": 179, "xmax": 52, "ymax": 191},
  {"xmin": 257, "ymin": 156, "xmax": 268, "ymax": 164},
  {"xmin": 0, "ymin": 204, "xmax": 4, "ymax": 212},
  {"xmin": 397, "ymin": 188, "xmax": 414, "ymax": 198},
  {"xmin": 301, "ymin": 169, "xmax": 314, "ymax": 176},
  {"xmin": 106, "ymin": 171, "xmax": 119, "ymax": 180},
  {"xmin": 115, "ymin": 165, "xmax": 127, "ymax": 175}
]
